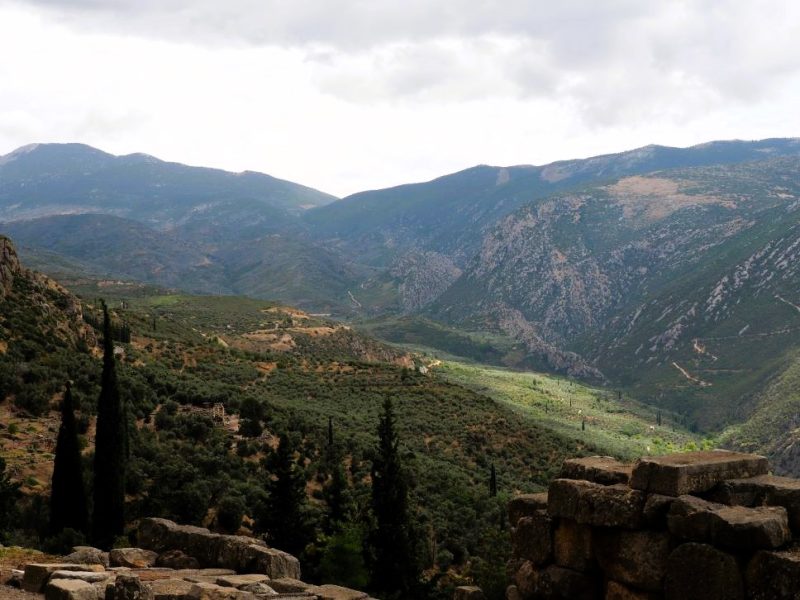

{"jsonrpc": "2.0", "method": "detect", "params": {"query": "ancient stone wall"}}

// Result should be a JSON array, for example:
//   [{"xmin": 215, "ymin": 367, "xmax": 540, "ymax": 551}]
[{"xmin": 507, "ymin": 451, "xmax": 800, "ymax": 600}]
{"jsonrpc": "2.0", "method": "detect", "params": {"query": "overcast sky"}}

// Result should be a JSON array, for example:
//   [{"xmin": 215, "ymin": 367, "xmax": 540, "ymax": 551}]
[{"xmin": 1, "ymin": 0, "xmax": 799, "ymax": 197}]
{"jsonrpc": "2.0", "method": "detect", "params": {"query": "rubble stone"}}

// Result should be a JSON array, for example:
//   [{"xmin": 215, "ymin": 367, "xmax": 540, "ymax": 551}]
[
  {"xmin": 44, "ymin": 578, "xmax": 98, "ymax": 600},
  {"xmin": 215, "ymin": 574, "xmax": 270, "ymax": 589},
  {"xmin": 630, "ymin": 450, "xmax": 768, "ymax": 496},
  {"xmin": 715, "ymin": 474, "xmax": 800, "ymax": 534},
  {"xmin": 511, "ymin": 510, "xmax": 553, "ymax": 565},
  {"xmin": 594, "ymin": 530, "xmax": 670, "ymax": 592},
  {"xmin": 109, "ymin": 574, "xmax": 155, "ymax": 600},
  {"xmin": 110, "ymin": 549, "xmax": 160, "ymax": 569},
  {"xmin": 548, "ymin": 479, "xmax": 644, "ymax": 528},
  {"xmin": 64, "ymin": 546, "xmax": 110, "ymax": 567},
  {"xmin": 23, "ymin": 563, "xmax": 106, "ymax": 593},
  {"xmin": 150, "ymin": 578, "xmax": 195, "ymax": 600},
  {"xmin": 156, "ymin": 550, "xmax": 200, "ymax": 570},
  {"xmin": 745, "ymin": 546, "xmax": 800, "ymax": 600},
  {"xmin": 553, "ymin": 519, "xmax": 594, "ymax": 572},
  {"xmin": 508, "ymin": 493, "xmax": 548, "ymax": 526},
  {"xmin": 663, "ymin": 543, "xmax": 743, "ymax": 600},
  {"xmin": 188, "ymin": 582, "xmax": 256, "ymax": 599}
]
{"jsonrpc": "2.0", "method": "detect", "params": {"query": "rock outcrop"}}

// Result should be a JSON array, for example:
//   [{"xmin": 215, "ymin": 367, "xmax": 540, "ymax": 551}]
[{"xmin": 507, "ymin": 451, "xmax": 800, "ymax": 600}]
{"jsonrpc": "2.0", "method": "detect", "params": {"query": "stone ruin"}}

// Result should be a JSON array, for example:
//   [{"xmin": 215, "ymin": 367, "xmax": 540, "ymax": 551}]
[
  {"xmin": 506, "ymin": 450, "xmax": 800, "ymax": 600},
  {"xmin": 7, "ymin": 517, "xmax": 375, "ymax": 600}
]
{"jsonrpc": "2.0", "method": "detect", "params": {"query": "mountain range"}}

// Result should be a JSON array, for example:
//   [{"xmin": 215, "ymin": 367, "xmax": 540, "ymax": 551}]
[{"xmin": 2, "ymin": 137, "xmax": 800, "ymax": 437}]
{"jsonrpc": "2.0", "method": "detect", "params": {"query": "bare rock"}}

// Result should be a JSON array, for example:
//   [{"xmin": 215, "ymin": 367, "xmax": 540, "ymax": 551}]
[
  {"xmin": 110, "ymin": 574, "xmax": 155, "ymax": 600},
  {"xmin": 505, "ymin": 585, "xmax": 522, "ymax": 600},
  {"xmin": 508, "ymin": 493, "xmax": 548, "ymax": 526},
  {"xmin": 560, "ymin": 457, "xmax": 631, "ymax": 485},
  {"xmin": 215, "ymin": 575, "xmax": 270, "ymax": 589},
  {"xmin": 714, "ymin": 474, "xmax": 800, "ymax": 535},
  {"xmin": 110, "ymin": 549, "xmax": 159, "ymax": 569},
  {"xmin": 642, "ymin": 494, "xmax": 674, "ymax": 529},
  {"xmin": 630, "ymin": 451, "xmax": 768, "ymax": 496},
  {"xmin": 548, "ymin": 479, "xmax": 644, "ymax": 528},
  {"xmin": 150, "ymin": 578, "xmax": 195, "ymax": 600},
  {"xmin": 260, "ymin": 578, "xmax": 309, "ymax": 594},
  {"xmin": 23, "ymin": 564, "xmax": 106, "ymax": 593},
  {"xmin": 65, "ymin": 547, "xmax": 110, "ymax": 568},
  {"xmin": 156, "ymin": 551, "xmax": 200, "ymax": 570},
  {"xmin": 511, "ymin": 510, "xmax": 553, "ymax": 565},
  {"xmin": 309, "ymin": 584, "xmax": 368, "ymax": 600},
  {"xmin": 188, "ymin": 582, "xmax": 256, "ymax": 599},
  {"xmin": 594, "ymin": 529, "xmax": 670, "ymax": 592},
  {"xmin": 50, "ymin": 570, "xmax": 114, "ymax": 584},
  {"xmin": 746, "ymin": 546, "xmax": 800, "ymax": 600},
  {"xmin": 664, "ymin": 543, "xmax": 743, "ymax": 600},
  {"xmin": 535, "ymin": 565, "xmax": 598, "ymax": 600}
]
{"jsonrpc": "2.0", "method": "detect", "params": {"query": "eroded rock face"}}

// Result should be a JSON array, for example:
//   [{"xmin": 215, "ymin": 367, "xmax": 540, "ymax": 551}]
[{"xmin": 110, "ymin": 549, "xmax": 159, "ymax": 569}]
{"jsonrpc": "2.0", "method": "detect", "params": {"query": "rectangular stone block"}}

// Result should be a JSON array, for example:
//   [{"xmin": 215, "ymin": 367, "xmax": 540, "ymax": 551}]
[
  {"xmin": 511, "ymin": 509, "xmax": 553, "ymax": 565},
  {"xmin": 23, "ymin": 564, "xmax": 105, "ymax": 593},
  {"xmin": 667, "ymin": 495, "xmax": 790, "ymax": 550},
  {"xmin": 665, "ymin": 543, "xmax": 743, "ymax": 600},
  {"xmin": 630, "ymin": 450, "xmax": 768, "ymax": 496},
  {"xmin": 714, "ymin": 474, "xmax": 800, "ymax": 534},
  {"xmin": 508, "ymin": 492, "xmax": 548, "ymax": 526},
  {"xmin": 553, "ymin": 519, "xmax": 594, "ymax": 572},
  {"xmin": 560, "ymin": 456, "xmax": 632, "ymax": 485},
  {"xmin": 548, "ymin": 479, "xmax": 644, "ymax": 528},
  {"xmin": 746, "ymin": 547, "xmax": 800, "ymax": 600},
  {"xmin": 594, "ymin": 529, "xmax": 670, "ymax": 592},
  {"xmin": 44, "ymin": 579, "xmax": 98, "ymax": 600}
]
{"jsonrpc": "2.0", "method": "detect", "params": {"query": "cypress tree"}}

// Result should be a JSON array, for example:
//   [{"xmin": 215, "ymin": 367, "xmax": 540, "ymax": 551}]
[
  {"xmin": 489, "ymin": 463, "xmax": 497, "ymax": 497},
  {"xmin": 259, "ymin": 432, "xmax": 309, "ymax": 556},
  {"xmin": 369, "ymin": 398, "xmax": 419, "ymax": 598},
  {"xmin": 0, "ymin": 456, "xmax": 21, "ymax": 543},
  {"xmin": 328, "ymin": 416, "xmax": 334, "ymax": 447},
  {"xmin": 50, "ymin": 382, "xmax": 88, "ymax": 536},
  {"xmin": 92, "ymin": 301, "xmax": 127, "ymax": 549}
]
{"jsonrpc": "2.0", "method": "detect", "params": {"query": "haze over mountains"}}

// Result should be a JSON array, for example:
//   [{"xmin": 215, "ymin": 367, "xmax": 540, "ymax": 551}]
[{"xmin": 2, "ymin": 137, "xmax": 800, "ymax": 441}]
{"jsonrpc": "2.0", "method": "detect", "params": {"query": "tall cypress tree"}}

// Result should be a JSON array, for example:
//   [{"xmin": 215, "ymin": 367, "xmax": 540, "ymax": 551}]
[
  {"xmin": 92, "ymin": 301, "xmax": 126, "ymax": 549},
  {"xmin": 369, "ymin": 398, "xmax": 419, "ymax": 598},
  {"xmin": 50, "ymin": 382, "xmax": 88, "ymax": 536},
  {"xmin": 259, "ymin": 432, "xmax": 309, "ymax": 557},
  {"xmin": 489, "ymin": 463, "xmax": 498, "ymax": 498}
]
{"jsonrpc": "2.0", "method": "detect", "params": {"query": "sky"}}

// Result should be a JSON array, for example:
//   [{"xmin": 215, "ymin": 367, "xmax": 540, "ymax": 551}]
[{"xmin": 1, "ymin": 1, "xmax": 800, "ymax": 197}]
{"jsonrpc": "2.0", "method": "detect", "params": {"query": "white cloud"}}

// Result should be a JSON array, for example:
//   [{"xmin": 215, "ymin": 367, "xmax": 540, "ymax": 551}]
[{"xmin": 0, "ymin": 0, "xmax": 799, "ymax": 196}]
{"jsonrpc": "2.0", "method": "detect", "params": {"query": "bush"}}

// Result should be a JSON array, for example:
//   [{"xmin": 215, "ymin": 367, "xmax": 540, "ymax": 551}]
[{"xmin": 217, "ymin": 495, "xmax": 246, "ymax": 533}]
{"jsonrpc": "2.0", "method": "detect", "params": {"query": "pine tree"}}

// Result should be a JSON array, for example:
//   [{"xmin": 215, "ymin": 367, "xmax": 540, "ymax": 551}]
[
  {"xmin": 0, "ymin": 456, "xmax": 21, "ymax": 543},
  {"xmin": 328, "ymin": 416, "xmax": 334, "ymax": 447},
  {"xmin": 489, "ymin": 463, "xmax": 497, "ymax": 497},
  {"xmin": 324, "ymin": 462, "xmax": 351, "ymax": 530},
  {"xmin": 92, "ymin": 301, "xmax": 127, "ymax": 549},
  {"xmin": 369, "ymin": 398, "xmax": 419, "ymax": 598},
  {"xmin": 259, "ymin": 432, "xmax": 309, "ymax": 557},
  {"xmin": 50, "ymin": 382, "xmax": 88, "ymax": 536}
]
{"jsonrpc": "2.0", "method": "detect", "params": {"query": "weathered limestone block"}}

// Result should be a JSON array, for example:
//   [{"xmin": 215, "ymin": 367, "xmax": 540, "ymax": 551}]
[
  {"xmin": 604, "ymin": 580, "xmax": 661, "ymax": 600},
  {"xmin": 629, "ymin": 451, "xmax": 768, "ymax": 496},
  {"xmin": 109, "ymin": 574, "xmax": 155, "ymax": 600},
  {"xmin": 268, "ymin": 578, "xmax": 310, "ymax": 594},
  {"xmin": 64, "ymin": 546, "xmax": 110, "ymax": 567},
  {"xmin": 512, "ymin": 510, "xmax": 553, "ymax": 565},
  {"xmin": 548, "ymin": 479, "xmax": 644, "ymax": 528},
  {"xmin": 746, "ymin": 547, "xmax": 800, "ymax": 599},
  {"xmin": 553, "ymin": 519, "xmax": 594, "ymax": 572},
  {"xmin": 44, "ymin": 578, "xmax": 98, "ymax": 600},
  {"xmin": 508, "ymin": 493, "xmax": 549, "ymax": 526},
  {"xmin": 50, "ymin": 570, "xmax": 114, "ymax": 584},
  {"xmin": 594, "ymin": 530, "xmax": 670, "ymax": 592},
  {"xmin": 663, "ymin": 543, "xmax": 743, "ymax": 600},
  {"xmin": 188, "ymin": 582, "xmax": 256, "ymax": 599},
  {"xmin": 137, "ymin": 519, "xmax": 300, "ymax": 579},
  {"xmin": 715, "ymin": 474, "xmax": 800, "ymax": 534},
  {"xmin": 642, "ymin": 494, "xmax": 674, "ymax": 529},
  {"xmin": 308, "ymin": 584, "xmax": 368, "ymax": 599},
  {"xmin": 560, "ymin": 456, "xmax": 632, "ymax": 485},
  {"xmin": 23, "ymin": 563, "xmax": 106, "ymax": 593},
  {"xmin": 454, "ymin": 585, "xmax": 485, "ymax": 599},
  {"xmin": 111, "ymin": 549, "xmax": 160, "ymax": 569},
  {"xmin": 150, "ymin": 578, "xmax": 195, "ymax": 600},
  {"xmin": 237, "ymin": 582, "xmax": 277, "ymax": 595},
  {"xmin": 667, "ymin": 495, "xmax": 790, "ymax": 550},
  {"xmin": 156, "ymin": 550, "xmax": 200, "ymax": 570}
]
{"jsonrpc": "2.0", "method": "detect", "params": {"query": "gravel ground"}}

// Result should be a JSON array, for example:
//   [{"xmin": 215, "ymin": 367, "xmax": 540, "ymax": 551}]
[{"xmin": 0, "ymin": 585, "xmax": 40, "ymax": 599}]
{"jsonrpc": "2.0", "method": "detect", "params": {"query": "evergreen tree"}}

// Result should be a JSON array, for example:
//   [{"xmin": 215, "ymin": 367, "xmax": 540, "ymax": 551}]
[
  {"xmin": 328, "ymin": 416, "xmax": 334, "ymax": 447},
  {"xmin": 324, "ymin": 462, "xmax": 351, "ymax": 530},
  {"xmin": 50, "ymin": 382, "xmax": 88, "ymax": 536},
  {"xmin": 369, "ymin": 398, "xmax": 419, "ymax": 598},
  {"xmin": 259, "ymin": 432, "xmax": 309, "ymax": 557},
  {"xmin": 0, "ymin": 456, "xmax": 21, "ymax": 543},
  {"xmin": 489, "ymin": 463, "xmax": 497, "ymax": 497},
  {"xmin": 92, "ymin": 301, "xmax": 127, "ymax": 549}
]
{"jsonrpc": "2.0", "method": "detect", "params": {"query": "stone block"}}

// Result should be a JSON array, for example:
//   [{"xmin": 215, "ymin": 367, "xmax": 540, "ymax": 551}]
[
  {"xmin": 548, "ymin": 479, "xmax": 644, "ymax": 528},
  {"xmin": 604, "ymin": 581, "xmax": 661, "ymax": 600},
  {"xmin": 536, "ymin": 565, "xmax": 598, "ymax": 600},
  {"xmin": 23, "ymin": 563, "xmax": 106, "ymax": 593},
  {"xmin": 553, "ymin": 519, "xmax": 594, "ymax": 572},
  {"xmin": 150, "ymin": 578, "xmax": 195, "ymax": 600},
  {"xmin": 513, "ymin": 561, "xmax": 538, "ymax": 599},
  {"xmin": 505, "ymin": 584, "xmax": 522, "ymax": 600},
  {"xmin": 508, "ymin": 493, "xmax": 548, "ymax": 526},
  {"xmin": 715, "ymin": 474, "xmax": 800, "ymax": 534},
  {"xmin": 44, "ymin": 578, "xmax": 98, "ymax": 600},
  {"xmin": 188, "ymin": 582, "xmax": 256, "ymax": 599},
  {"xmin": 629, "ymin": 451, "xmax": 768, "ymax": 496},
  {"xmin": 746, "ymin": 546, "xmax": 800, "ymax": 600},
  {"xmin": 215, "ymin": 574, "xmax": 271, "ymax": 589},
  {"xmin": 109, "ymin": 573, "xmax": 155, "ymax": 600},
  {"xmin": 50, "ymin": 570, "xmax": 114, "ymax": 584},
  {"xmin": 560, "ymin": 456, "xmax": 632, "ymax": 485},
  {"xmin": 110, "ymin": 549, "xmax": 160, "ymax": 569},
  {"xmin": 269, "ymin": 578, "xmax": 312, "ymax": 593},
  {"xmin": 65, "ymin": 546, "xmax": 110, "ymax": 567},
  {"xmin": 663, "ymin": 543, "xmax": 743, "ymax": 600},
  {"xmin": 309, "ymin": 584, "xmax": 368, "ymax": 599},
  {"xmin": 511, "ymin": 510, "xmax": 553, "ymax": 565},
  {"xmin": 454, "ymin": 585, "xmax": 485, "ymax": 600},
  {"xmin": 642, "ymin": 494, "xmax": 674, "ymax": 529},
  {"xmin": 667, "ymin": 495, "xmax": 790, "ymax": 550},
  {"xmin": 594, "ymin": 530, "xmax": 670, "ymax": 592}
]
